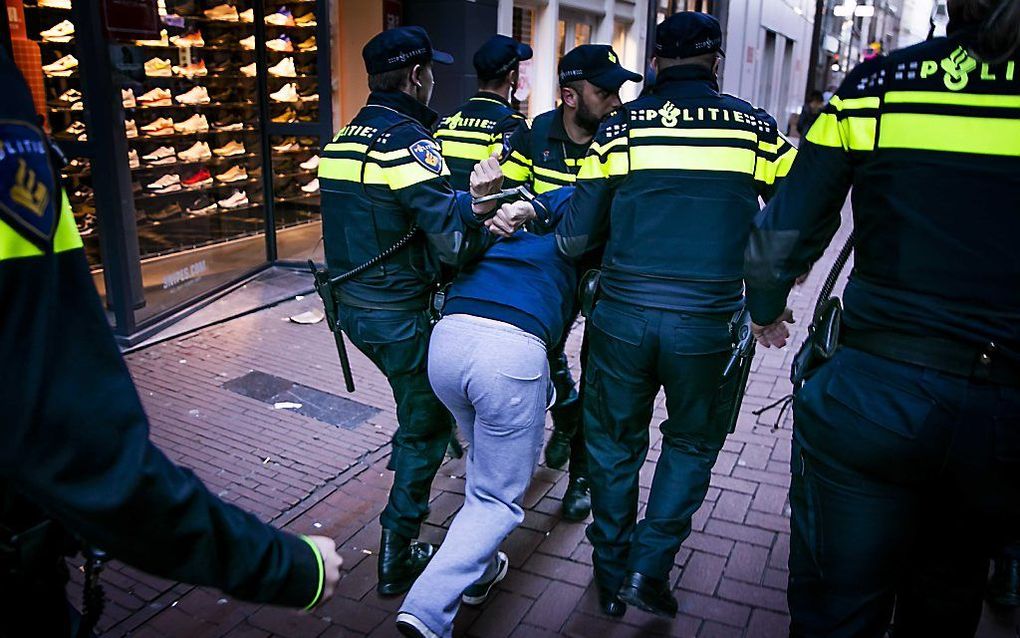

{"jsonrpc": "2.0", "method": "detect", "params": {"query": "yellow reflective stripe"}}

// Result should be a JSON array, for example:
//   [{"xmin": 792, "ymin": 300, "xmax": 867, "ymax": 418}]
[
  {"xmin": 500, "ymin": 153, "xmax": 531, "ymax": 182},
  {"xmin": 470, "ymin": 96, "xmax": 507, "ymax": 107},
  {"xmin": 806, "ymin": 112, "xmax": 842, "ymax": 148},
  {"xmin": 841, "ymin": 117, "xmax": 876, "ymax": 151},
  {"xmin": 323, "ymin": 142, "xmax": 410, "ymax": 162},
  {"xmin": 754, "ymin": 145, "xmax": 798, "ymax": 184},
  {"xmin": 534, "ymin": 179, "xmax": 569, "ymax": 194},
  {"xmin": 830, "ymin": 95, "xmax": 881, "ymax": 111},
  {"xmin": 0, "ymin": 194, "xmax": 82, "ymax": 261},
  {"xmin": 533, "ymin": 165, "xmax": 576, "ymax": 181},
  {"xmin": 578, "ymin": 150, "xmax": 629, "ymax": 180},
  {"xmin": 438, "ymin": 139, "xmax": 491, "ymax": 162},
  {"xmin": 318, "ymin": 156, "xmax": 388, "ymax": 184},
  {"xmin": 885, "ymin": 91, "xmax": 1020, "ymax": 109},
  {"xmin": 386, "ymin": 159, "xmax": 450, "ymax": 189},
  {"xmin": 591, "ymin": 136, "xmax": 628, "ymax": 154},
  {"xmin": 630, "ymin": 145, "xmax": 756, "ymax": 174},
  {"xmin": 630, "ymin": 127, "xmax": 758, "ymax": 142},
  {"xmin": 435, "ymin": 129, "xmax": 493, "ymax": 142},
  {"xmin": 878, "ymin": 113, "xmax": 1020, "ymax": 157}
]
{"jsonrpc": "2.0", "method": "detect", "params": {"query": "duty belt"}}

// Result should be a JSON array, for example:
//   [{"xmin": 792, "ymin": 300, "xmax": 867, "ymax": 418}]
[{"xmin": 842, "ymin": 329, "xmax": 1020, "ymax": 387}]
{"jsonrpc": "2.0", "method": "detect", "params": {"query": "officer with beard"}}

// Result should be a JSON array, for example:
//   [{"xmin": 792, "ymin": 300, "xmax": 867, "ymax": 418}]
[{"xmin": 499, "ymin": 44, "xmax": 642, "ymax": 524}]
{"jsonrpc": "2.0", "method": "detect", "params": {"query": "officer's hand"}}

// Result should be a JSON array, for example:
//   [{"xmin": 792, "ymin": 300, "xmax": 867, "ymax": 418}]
[
  {"xmin": 486, "ymin": 201, "xmax": 536, "ymax": 237},
  {"xmin": 306, "ymin": 535, "xmax": 343, "ymax": 606},
  {"xmin": 470, "ymin": 151, "xmax": 504, "ymax": 216},
  {"xmin": 751, "ymin": 308, "xmax": 795, "ymax": 349}
]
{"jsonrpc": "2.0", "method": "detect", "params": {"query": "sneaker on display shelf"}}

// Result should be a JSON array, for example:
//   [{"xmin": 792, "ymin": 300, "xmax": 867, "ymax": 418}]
[
  {"xmin": 266, "ymin": 7, "xmax": 296, "ymax": 26},
  {"xmin": 213, "ymin": 140, "xmax": 246, "ymax": 157},
  {"xmin": 182, "ymin": 166, "xmax": 213, "ymax": 188},
  {"xmin": 128, "ymin": 149, "xmax": 140, "ymax": 169},
  {"xmin": 270, "ymin": 83, "xmax": 299, "ymax": 103},
  {"xmin": 268, "ymin": 57, "xmax": 296, "ymax": 78},
  {"xmin": 174, "ymin": 114, "xmax": 210, "ymax": 134},
  {"xmin": 178, "ymin": 141, "xmax": 212, "ymax": 162},
  {"xmin": 125, "ymin": 119, "xmax": 139, "ymax": 139},
  {"xmin": 142, "ymin": 146, "xmax": 177, "ymax": 165},
  {"xmin": 217, "ymin": 189, "xmax": 249, "ymax": 209},
  {"xmin": 138, "ymin": 87, "xmax": 173, "ymax": 107},
  {"xmin": 176, "ymin": 86, "xmax": 210, "ymax": 105},
  {"xmin": 267, "ymin": 35, "xmax": 294, "ymax": 53},
  {"xmin": 146, "ymin": 174, "xmax": 182, "ymax": 194},
  {"xmin": 299, "ymin": 155, "xmax": 319, "ymax": 171},
  {"xmin": 42, "ymin": 54, "xmax": 78, "ymax": 77},
  {"xmin": 215, "ymin": 165, "xmax": 248, "ymax": 183},
  {"xmin": 40, "ymin": 20, "xmax": 75, "ymax": 43},
  {"xmin": 122, "ymin": 88, "xmax": 137, "ymax": 109},
  {"xmin": 144, "ymin": 57, "xmax": 172, "ymax": 77},
  {"xmin": 203, "ymin": 4, "xmax": 239, "ymax": 21},
  {"xmin": 140, "ymin": 117, "xmax": 175, "ymax": 136}
]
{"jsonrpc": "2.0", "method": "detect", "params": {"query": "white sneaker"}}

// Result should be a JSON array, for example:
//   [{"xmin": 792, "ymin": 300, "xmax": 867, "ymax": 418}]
[
  {"xmin": 128, "ymin": 149, "xmax": 140, "ymax": 169},
  {"xmin": 43, "ymin": 54, "xmax": 78, "ymax": 76},
  {"xmin": 240, "ymin": 62, "xmax": 257, "ymax": 77},
  {"xmin": 267, "ymin": 35, "xmax": 293, "ymax": 52},
  {"xmin": 175, "ymin": 86, "xmax": 210, "ymax": 105},
  {"xmin": 174, "ymin": 114, "xmax": 210, "ymax": 134},
  {"xmin": 178, "ymin": 141, "xmax": 212, "ymax": 162},
  {"xmin": 461, "ymin": 552, "xmax": 509, "ymax": 606},
  {"xmin": 239, "ymin": 35, "xmax": 255, "ymax": 50},
  {"xmin": 300, "ymin": 178, "xmax": 319, "ymax": 193},
  {"xmin": 217, "ymin": 189, "xmax": 249, "ymax": 209},
  {"xmin": 299, "ymin": 155, "xmax": 319, "ymax": 170},
  {"xmin": 39, "ymin": 0, "xmax": 72, "ymax": 9},
  {"xmin": 394, "ymin": 613, "xmax": 441, "ymax": 638},
  {"xmin": 239, "ymin": 8, "xmax": 254, "ymax": 22},
  {"xmin": 138, "ymin": 87, "xmax": 172, "ymax": 107},
  {"xmin": 268, "ymin": 57, "xmax": 296, "ymax": 78},
  {"xmin": 146, "ymin": 174, "xmax": 182, "ymax": 193},
  {"xmin": 270, "ymin": 83, "xmax": 299, "ymax": 103},
  {"xmin": 140, "ymin": 117, "xmax": 175, "ymax": 136},
  {"xmin": 142, "ymin": 146, "xmax": 177, "ymax": 165},
  {"xmin": 122, "ymin": 88, "xmax": 137, "ymax": 108},
  {"xmin": 125, "ymin": 119, "xmax": 138, "ymax": 139},
  {"xmin": 41, "ymin": 20, "xmax": 75, "ymax": 43},
  {"xmin": 56, "ymin": 89, "xmax": 81, "ymax": 104}
]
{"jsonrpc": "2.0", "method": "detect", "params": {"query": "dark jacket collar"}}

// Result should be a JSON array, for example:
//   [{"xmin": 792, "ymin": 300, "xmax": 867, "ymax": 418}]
[
  {"xmin": 651, "ymin": 64, "xmax": 720, "ymax": 96},
  {"xmin": 367, "ymin": 90, "xmax": 439, "ymax": 129},
  {"xmin": 471, "ymin": 91, "xmax": 512, "ymax": 108}
]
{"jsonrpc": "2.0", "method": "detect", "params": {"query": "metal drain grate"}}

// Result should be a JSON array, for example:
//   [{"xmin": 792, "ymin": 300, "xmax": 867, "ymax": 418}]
[{"xmin": 223, "ymin": 370, "xmax": 379, "ymax": 430}]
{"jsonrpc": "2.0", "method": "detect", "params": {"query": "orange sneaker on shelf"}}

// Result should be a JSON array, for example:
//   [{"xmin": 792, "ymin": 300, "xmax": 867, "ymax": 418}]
[
  {"xmin": 215, "ymin": 165, "xmax": 249, "ymax": 183},
  {"xmin": 140, "ymin": 117, "xmax": 175, "ymax": 136},
  {"xmin": 173, "ymin": 59, "xmax": 208, "ymax": 78},
  {"xmin": 138, "ymin": 87, "xmax": 172, "ymax": 107},
  {"xmin": 203, "ymin": 4, "xmax": 239, "ymax": 21},
  {"xmin": 170, "ymin": 31, "xmax": 205, "ymax": 48},
  {"xmin": 213, "ymin": 140, "xmax": 246, "ymax": 157}
]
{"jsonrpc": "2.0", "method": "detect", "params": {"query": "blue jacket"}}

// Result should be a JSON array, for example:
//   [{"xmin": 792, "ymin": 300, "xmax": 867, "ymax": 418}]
[{"xmin": 443, "ymin": 230, "xmax": 577, "ymax": 347}]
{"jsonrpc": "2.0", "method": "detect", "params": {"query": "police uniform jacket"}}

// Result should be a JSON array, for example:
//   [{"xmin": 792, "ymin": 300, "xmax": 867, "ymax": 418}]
[
  {"xmin": 552, "ymin": 64, "xmax": 797, "ymax": 314},
  {"xmin": 435, "ymin": 92, "xmax": 525, "ymax": 190},
  {"xmin": 744, "ymin": 27, "xmax": 1020, "ymax": 364},
  {"xmin": 501, "ymin": 107, "xmax": 591, "ymax": 194},
  {"xmin": 0, "ymin": 49, "xmax": 323, "ymax": 610},
  {"xmin": 318, "ymin": 90, "xmax": 481, "ymax": 310}
]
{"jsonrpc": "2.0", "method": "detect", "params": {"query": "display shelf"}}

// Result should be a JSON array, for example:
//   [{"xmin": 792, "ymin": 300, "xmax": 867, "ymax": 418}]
[
  {"xmin": 136, "ymin": 175, "xmax": 263, "ymax": 201},
  {"xmin": 126, "ymin": 126, "xmax": 260, "ymax": 143}
]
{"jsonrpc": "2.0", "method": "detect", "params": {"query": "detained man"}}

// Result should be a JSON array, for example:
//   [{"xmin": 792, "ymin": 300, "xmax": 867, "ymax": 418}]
[{"xmin": 394, "ymin": 190, "xmax": 575, "ymax": 638}]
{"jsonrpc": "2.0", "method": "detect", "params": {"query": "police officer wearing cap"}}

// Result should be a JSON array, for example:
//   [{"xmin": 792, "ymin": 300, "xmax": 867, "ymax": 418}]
[
  {"xmin": 0, "ymin": 47, "xmax": 343, "ymax": 635},
  {"xmin": 316, "ymin": 26, "xmax": 504, "ymax": 597},
  {"xmin": 495, "ymin": 12, "xmax": 796, "ymax": 617},
  {"xmin": 499, "ymin": 44, "xmax": 642, "ymax": 525},
  {"xmin": 435, "ymin": 35, "xmax": 531, "ymax": 190},
  {"xmin": 744, "ymin": 0, "xmax": 1020, "ymax": 634}
]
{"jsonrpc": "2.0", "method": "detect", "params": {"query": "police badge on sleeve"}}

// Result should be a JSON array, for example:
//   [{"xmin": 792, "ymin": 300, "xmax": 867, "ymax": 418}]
[
  {"xmin": 409, "ymin": 139, "xmax": 444, "ymax": 175},
  {"xmin": 0, "ymin": 120, "xmax": 57, "ymax": 249}
]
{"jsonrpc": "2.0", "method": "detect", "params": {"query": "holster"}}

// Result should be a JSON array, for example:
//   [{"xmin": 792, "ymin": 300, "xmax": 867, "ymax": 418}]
[
  {"xmin": 715, "ymin": 308, "xmax": 756, "ymax": 434},
  {"xmin": 429, "ymin": 284, "xmax": 449, "ymax": 324},
  {"xmin": 308, "ymin": 261, "xmax": 356, "ymax": 393},
  {"xmin": 578, "ymin": 269, "xmax": 601, "ymax": 320},
  {"xmin": 790, "ymin": 296, "xmax": 842, "ymax": 388}
]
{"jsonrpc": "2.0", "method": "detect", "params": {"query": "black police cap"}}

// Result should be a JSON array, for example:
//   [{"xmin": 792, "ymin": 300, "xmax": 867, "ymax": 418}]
[
  {"xmin": 362, "ymin": 26, "xmax": 454, "ymax": 75},
  {"xmin": 655, "ymin": 12, "xmax": 726, "ymax": 59},
  {"xmin": 557, "ymin": 44, "xmax": 642, "ymax": 92},
  {"xmin": 474, "ymin": 35, "xmax": 533, "ymax": 81}
]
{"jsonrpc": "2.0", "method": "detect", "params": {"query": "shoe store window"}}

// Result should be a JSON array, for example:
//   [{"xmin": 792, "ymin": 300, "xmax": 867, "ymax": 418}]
[{"xmin": 3, "ymin": 0, "xmax": 333, "ymax": 343}]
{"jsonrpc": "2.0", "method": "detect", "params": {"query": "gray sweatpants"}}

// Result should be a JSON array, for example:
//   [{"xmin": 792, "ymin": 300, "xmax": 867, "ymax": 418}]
[{"xmin": 400, "ymin": 314, "xmax": 549, "ymax": 637}]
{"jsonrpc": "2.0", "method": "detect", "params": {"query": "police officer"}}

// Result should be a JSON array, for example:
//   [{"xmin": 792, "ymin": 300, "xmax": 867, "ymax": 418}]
[
  {"xmin": 497, "ymin": 13, "xmax": 796, "ymax": 617},
  {"xmin": 316, "ymin": 27, "xmax": 503, "ymax": 597},
  {"xmin": 435, "ymin": 34, "xmax": 531, "ymax": 190},
  {"xmin": 0, "ymin": 47, "xmax": 342, "ymax": 636},
  {"xmin": 744, "ymin": 0, "xmax": 1020, "ymax": 634},
  {"xmin": 500, "ymin": 44, "xmax": 642, "ymax": 523}
]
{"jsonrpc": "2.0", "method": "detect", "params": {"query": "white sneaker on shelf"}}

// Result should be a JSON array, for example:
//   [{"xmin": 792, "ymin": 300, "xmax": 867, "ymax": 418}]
[
  {"xmin": 128, "ymin": 149, "xmax": 140, "ymax": 169},
  {"xmin": 40, "ymin": 20, "xmax": 75, "ymax": 43},
  {"xmin": 300, "ymin": 178, "xmax": 319, "ymax": 193},
  {"xmin": 138, "ymin": 87, "xmax": 172, "ymax": 107},
  {"xmin": 56, "ymin": 89, "xmax": 81, "ymax": 104},
  {"xmin": 146, "ymin": 174, "xmax": 182, "ymax": 193},
  {"xmin": 125, "ymin": 119, "xmax": 139, "ymax": 139},
  {"xmin": 142, "ymin": 146, "xmax": 177, "ymax": 165},
  {"xmin": 240, "ymin": 62, "xmax": 257, "ymax": 77},
  {"xmin": 240, "ymin": 35, "xmax": 255, "ymax": 50},
  {"xmin": 213, "ymin": 140, "xmax": 246, "ymax": 157},
  {"xmin": 175, "ymin": 86, "xmax": 210, "ymax": 105},
  {"xmin": 270, "ymin": 83, "xmax": 299, "ymax": 103},
  {"xmin": 299, "ymin": 155, "xmax": 320, "ymax": 170},
  {"xmin": 217, "ymin": 189, "xmax": 249, "ymax": 209},
  {"xmin": 174, "ymin": 114, "xmax": 210, "ymax": 134},
  {"xmin": 122, "ymin": 88, "xmax": 137, "ymax": 109},
  {"xmin": 268, "ymin": 57, "xmax": 296, "ymax": 78},
  {"xmin": 42, "ymin": 54, "xmax": 78, "ymax": 77},
  {"xmin": 39, "ymin": 0, "xmax": 72, "ymax": 10},
  {"xmin": 239, "ymin": 8, "xmax": 254, "ymax": 22},
  {"xmin": 140, "ymin": 117, "xmax": 175, "ymax": 136},
  {"xmin": 178, "ymin": 141, "xmax": 212, "ymax": 162}
]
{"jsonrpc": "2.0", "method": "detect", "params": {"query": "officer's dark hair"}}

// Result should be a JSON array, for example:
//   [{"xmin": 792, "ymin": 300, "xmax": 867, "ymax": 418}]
[
  {"xmin": 368, "ymin": 67, "xmax": 413, "ymax": 92},
  {"xmin": 950, "ymin": 0, "xmax": 1020, "ymax": 62},
  {"xmin": 479, "ymin": 62, "xmax": 519, "ymax": 91},
  {"xmin": 656, "ymin": 52, "xmax": 718, "ymax": 72}
]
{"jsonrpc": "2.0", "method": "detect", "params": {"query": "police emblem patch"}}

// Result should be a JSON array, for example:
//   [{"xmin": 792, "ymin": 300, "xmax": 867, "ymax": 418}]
[
  {"xmin": 409, "ymin": 139, "xmax": 444, "ymax": 174},
  {"xmin": 0, "ymin": 121, "xmax": 56, "ymax": 248}
]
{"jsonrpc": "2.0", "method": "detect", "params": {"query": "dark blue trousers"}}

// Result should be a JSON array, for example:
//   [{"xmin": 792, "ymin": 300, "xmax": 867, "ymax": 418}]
[
  {"xmin": 582, "ymin": 299, "xmax": 733, "ymax": 592},
  {"xmin": 790, "ymin": 347, "xmax": 1020, "ymax": 638}
]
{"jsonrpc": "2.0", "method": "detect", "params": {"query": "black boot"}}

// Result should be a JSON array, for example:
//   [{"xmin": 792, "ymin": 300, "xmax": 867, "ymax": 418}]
[
  {"xmin": 598, "ymin": 586, "xmax": 627, "ymax": 617},
  {"xmin": 377, "ymin": 529, "xmax": 437, "ymax": 596},
  {"xmin": 562, "ymin": 476, "xmax": 591, "ymax": 522},
  {"xmin": 988, "ymin": 557, "xmax": 1020, "ymax": 608},
  {"xmin": 617, "ymin": 572, "xmax": 678, "ymax": 618},
  {"xmin": 544, "ymin": 427, "xmax": 572, "ymax": 470}
]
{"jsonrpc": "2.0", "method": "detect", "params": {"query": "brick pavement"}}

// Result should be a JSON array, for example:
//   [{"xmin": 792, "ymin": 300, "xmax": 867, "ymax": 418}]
[{"xmin": 76, "ymin": 210, "xmax": 1019, "ymax": 637}]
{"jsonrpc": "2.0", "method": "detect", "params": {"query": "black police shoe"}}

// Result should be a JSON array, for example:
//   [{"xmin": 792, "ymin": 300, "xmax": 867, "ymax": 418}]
[
  {"xmin": 562, "ymin": 476, "xmax": 591, "ymax": 522},
  {"xmin": 598, "ymin": 586, "xmax": 627, "ymax": 617},
  {"xmin": 617, "ymin": 572, "xmax": 678, "ymax": 618},
  {"xmin": 462, "ymin": 551, "xmax": 509, "ymax": 606},
  {"xmin": 395, "ymin": 612, "xmax": 441, "ymax": 638},
  {"xmin": 377, "ymin": 529, "xmax": 437, "ymax": 597},
  {"xmin": 988, "ymin": 557, "xmax": 1020, "ymax": 608},
  {"xmin": 544, "ymin": 428, "xmax": 572, "ymax": 469}
]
